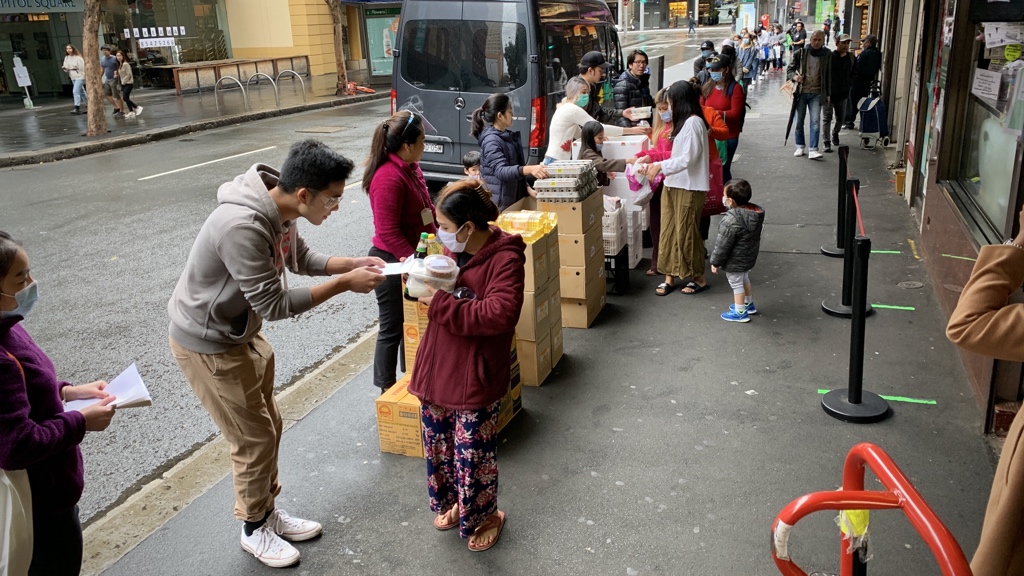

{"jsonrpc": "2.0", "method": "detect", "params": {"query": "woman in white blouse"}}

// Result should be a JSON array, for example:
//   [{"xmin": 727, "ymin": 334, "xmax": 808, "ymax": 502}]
[
  {"xmin": 644, "ymin": 81, "xmax": 710, "ymax": 296},
  {"xmin": 544, "ymin": 76, "xmax": 648, "ymax": 164},
  {"xmin": 61, "ymin": 45, "xmax": 86, "ymax": 115}
]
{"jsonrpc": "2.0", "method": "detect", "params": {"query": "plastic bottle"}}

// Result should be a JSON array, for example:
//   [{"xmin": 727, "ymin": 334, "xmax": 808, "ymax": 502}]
[
  {"xmin": 415, "ymin": 232, "xmax": 428, "ymax": 258},
  {"xmin": 426, "ymin": 234, "xmax": 442, "ymax": 255}
]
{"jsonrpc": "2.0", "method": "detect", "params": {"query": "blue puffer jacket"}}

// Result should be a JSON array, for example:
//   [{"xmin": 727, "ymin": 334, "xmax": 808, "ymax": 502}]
[{"xmin": 478, "ymin": 126, "xmax": 527, "ymax": 212}]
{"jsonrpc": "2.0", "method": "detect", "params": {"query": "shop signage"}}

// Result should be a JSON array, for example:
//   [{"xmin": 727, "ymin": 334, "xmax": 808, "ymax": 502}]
[
  {"xmin": 139, "ymin": 38, "xmax": 175, "ymax": 48},
  {"xmin": 365, "ymin": 6, "xmax": 401, "ymax": 77},
  {"xmin": 0, "ymin": 0, "xmax": 84, "ymax": 14}
]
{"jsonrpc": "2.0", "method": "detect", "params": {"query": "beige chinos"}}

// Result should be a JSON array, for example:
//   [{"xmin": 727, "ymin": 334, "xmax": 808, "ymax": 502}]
[{"xmin": 170, "ymin": 333, "xmax": 282, "ymax": 522}]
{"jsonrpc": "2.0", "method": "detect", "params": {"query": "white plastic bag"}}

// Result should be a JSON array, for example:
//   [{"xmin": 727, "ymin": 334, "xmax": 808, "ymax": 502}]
[
  {"xmin": 0, "ymin": 468, "xmax": 33, "ymax": 576},
  {"xmin": 624, "ymin": 163, "xmax": 655, "ymax": 208}
]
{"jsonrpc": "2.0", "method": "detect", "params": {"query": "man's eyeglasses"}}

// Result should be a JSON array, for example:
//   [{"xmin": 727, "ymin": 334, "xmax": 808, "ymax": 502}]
[{"xmin": 309, "ymin": 189, "xmax": 342, "ymax": 209}]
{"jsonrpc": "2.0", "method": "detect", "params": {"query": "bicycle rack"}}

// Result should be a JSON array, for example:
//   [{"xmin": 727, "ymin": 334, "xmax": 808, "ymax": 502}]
[
  {"xmin": 771, "ymin": 443, "xmax": 972, "ymax": 576},
  {"xmin": 214, "ymin": 76, "xmax": 248, "ymax": 112},
  {"xmin": 275, "ymin": 70, "xmax": 307, "ymax": 103},
  {"xmin": 246, "ymin": 72, "xmax": 279, "ymax": 108}
]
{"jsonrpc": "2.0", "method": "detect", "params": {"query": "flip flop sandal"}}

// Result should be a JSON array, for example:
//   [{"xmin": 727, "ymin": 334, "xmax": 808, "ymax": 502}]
[
  {"xmin": 645, "ymin": 269, "xmax": 659, "ymax": 276},
  {"xmin": 655, "ymin": 282, "xmax": 676, "ymax": 296},
  {"xmin": 433, "ymin": 505, "xmax": 459, "ymax": 531},
  {"xmin": 468, "ymin": 511, "xmax": 506, "ymax": 552},
  {"xmin": 680, "ymin": 281, "xmax": 710, "ymax": 295}
]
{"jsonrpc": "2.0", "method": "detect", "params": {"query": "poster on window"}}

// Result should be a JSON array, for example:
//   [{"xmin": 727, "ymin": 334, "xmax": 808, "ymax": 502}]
[{"xmin": 365, "ymin": 8, "xmax": 401, "ymax": 77}]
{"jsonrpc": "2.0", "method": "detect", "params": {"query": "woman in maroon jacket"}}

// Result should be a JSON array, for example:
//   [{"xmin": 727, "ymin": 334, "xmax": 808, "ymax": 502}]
[
  {"xmin": 363, "ymin": 111, "xmax": 435, "ymax": 393},
  {"xmin": 0, "ymin": 231, "xmax": 116, "ymax": 575},
  {"xmin": 407, "ymin": 180, "xmax": 525, "ymax": 552}
]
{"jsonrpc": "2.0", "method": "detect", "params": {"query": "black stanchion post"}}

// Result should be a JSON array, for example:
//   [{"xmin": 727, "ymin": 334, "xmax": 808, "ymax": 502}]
[
  {"xmin": 821, "ymin": 145, "xmax": 849, "ymax": 258},
  {"xmin": 822, "ymin": 179, "xmax": 874, "ymax": 319},
  {"xmin": 821, "ymin": 236, "xmax": 891, "ymax": 424}
]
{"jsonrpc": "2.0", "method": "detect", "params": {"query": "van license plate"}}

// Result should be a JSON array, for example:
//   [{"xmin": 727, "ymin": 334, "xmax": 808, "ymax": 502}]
[{"xmin": 424, "ymin": 143, "xmax": 444, "ymax": 154}]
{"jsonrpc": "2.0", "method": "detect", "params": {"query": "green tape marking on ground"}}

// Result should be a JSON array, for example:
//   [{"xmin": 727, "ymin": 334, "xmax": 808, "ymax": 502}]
[
  {"xmin": 871, "ymin": 304, "xmax": 916, "ymax": 311},
  {"xmin": 871, "ymin": 250, "xmax": 902, "ymax": 254},
  {"xmin": 942, "ymin": 253, "xmax": 977, "ymax": 262},
  {"xmin": 817, "ymin": 389, "xmax": 937, "ymax": 405}
]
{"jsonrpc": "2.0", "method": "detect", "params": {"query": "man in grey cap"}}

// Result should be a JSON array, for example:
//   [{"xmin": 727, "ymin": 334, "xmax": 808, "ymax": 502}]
[
  {"xmin": 822, "ymin": 34, "xmax": 856, "ymax": 153},
  {"xmin": 578, "ymin": 51, "xmax": 637, "ymax": 125}
]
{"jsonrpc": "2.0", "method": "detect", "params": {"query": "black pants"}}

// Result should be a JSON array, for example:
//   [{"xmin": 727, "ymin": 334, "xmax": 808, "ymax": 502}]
[
  {"xmin": 29, "ymin": 505, "xmax": 83, "ymax": 576},
  {"xmin": 370, "ymin": 246, "xmax": 403, "ymax": 391},
  {"xmin": 121, "ymin": 84, "xmax": 137, "ymax": 112}
]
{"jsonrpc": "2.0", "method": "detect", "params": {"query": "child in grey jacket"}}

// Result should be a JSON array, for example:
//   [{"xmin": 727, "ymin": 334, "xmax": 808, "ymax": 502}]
[{"xmin": 710, "ymin": 179, "xmax": 765, "ymax": 323}]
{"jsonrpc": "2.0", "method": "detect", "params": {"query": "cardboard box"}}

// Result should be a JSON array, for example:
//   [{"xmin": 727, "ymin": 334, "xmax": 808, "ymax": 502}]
[
  {"xmin": 559, "ymin": 223, "xmax": 603, "ymax": 267},
  {"xmin": 560, "ymin": 258, "xmax": 606, "ymax": 299},
  {"xmin": 402, "ymin": 295, "xmax": 430, "ymax": 330},
  {"xmin": 603, "ymin": 178, "xmax": 645, "ymax": 213},
  {"xmin": 376, "ymin": 376, "xmax": 425, "ymax": 458},
  {"xmin": 548, "ymin": 280, "xmax": 562, "ymax": 328},
  {"xmin": 561, "ymin": 277, "xmax": 607, "ymax": 329},
  {"xmin": 550, "ymin": 323, "xmax": 564, "ymax": 367},
  {"xmin": 516, "ymin": 282, "xmax": 551, "ymax": 342},
  {"xmin": 403, "ymin": 323, "xmax": 422, "ymax": 375},
  {"xmin": 498, "ymin": 367, "xmax": 523, "ymax": 430},
  {"xmin": 547, "ymin": 224, "xmax": 560, "ymax": 282},
  {"xmin": 518, "ymin": 333, "xmax": 552, "ymax": 387},
  {"xmin": 539, "ymin": 192, "xmax": 604, "ymax": 235},
  {"xmin": 522, "ymin": 233, "xmax": 549, "ymax": 292}
]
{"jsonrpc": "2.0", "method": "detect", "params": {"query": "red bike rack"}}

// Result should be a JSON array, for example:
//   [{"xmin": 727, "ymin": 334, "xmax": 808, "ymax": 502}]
[{"xmin": 771, "ymin": 442, "xmax": 972, "ymax": 576}]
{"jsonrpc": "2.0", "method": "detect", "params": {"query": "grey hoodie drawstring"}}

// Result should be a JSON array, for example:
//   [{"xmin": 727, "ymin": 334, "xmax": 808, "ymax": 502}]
[{"xmin": 278, "ymin": 224, "xmax": 298, "ymax": 291}]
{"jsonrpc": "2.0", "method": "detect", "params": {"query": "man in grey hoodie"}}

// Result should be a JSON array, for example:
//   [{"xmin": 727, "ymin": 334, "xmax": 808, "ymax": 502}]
[{"xmin": 168, "ymin": 139, "xmax": 385, "ymax": 568}]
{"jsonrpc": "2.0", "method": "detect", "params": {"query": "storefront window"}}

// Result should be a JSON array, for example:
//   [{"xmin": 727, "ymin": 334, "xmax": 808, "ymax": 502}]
[
  {"xmin": 102, "ymin": 0, "xmax": 230, "ymax": 68},
  {"xmin": 365, "ymin": 8, "xmax": 399, "ymax": 77}
]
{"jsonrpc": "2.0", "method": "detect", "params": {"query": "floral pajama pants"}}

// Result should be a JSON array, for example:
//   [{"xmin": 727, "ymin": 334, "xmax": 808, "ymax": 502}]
[{"xmin": 421, "ymin": 400, "xmax": 501, "ymax": 538}]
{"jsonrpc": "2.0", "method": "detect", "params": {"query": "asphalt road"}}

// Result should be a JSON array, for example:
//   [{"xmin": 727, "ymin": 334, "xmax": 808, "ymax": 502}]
[{"xmin": 0, "ymin": 28, "xmax": 715, "ymax": 524}]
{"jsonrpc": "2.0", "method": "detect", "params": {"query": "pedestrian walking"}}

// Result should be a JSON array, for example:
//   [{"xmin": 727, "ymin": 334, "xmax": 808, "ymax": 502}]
[
  {"xmin": 61, "ymin": 45, "xmax": 86, "ymax": 115},
  {"xmin": 789, "ymin": 21, "xmax": 807, "ymax": 55},
  {"xmin": 407, "ymin": 179, "xmax": 526, "ymax": 552},
  {"xmin": 99, "ymin": 45, "xmax": 124, "ymax": 117},
  {"xmin": 845, "ymin": 35, "xmax": 882, "ymax": 130},
  {"xmin": 710, "ymin": 179, "xmax": 764, "ymax": 323},
  {"xmin": 167, "ymin": 140, "xmax": 386, "ymax": 568},
  {"xmin": 758, "ymin": 27, "xmax": 773, "ymax": 77},
  {"xmin": 737, "ymin": 36, "xmax": 758, "ymax": 90},
  {"xmin": 0, "ymin": 230, "xmax": 118, "ymax": 576},
  {"xmin": 694, "ymin": 41, "xmax": 715, "ymax": 79},
  {"xmin": 613, "ymin": 49, "xmax": 655, "ymax": 128},
  {"xmin": 363, "ymin": 111, "xmax": 436, "ymax": 394},
  {"xmin": 578, "ymin": 121, "xmax": 636, "ymax": 185},
  {"xmin": 544, "ymin": 76, "xmax": 645, "ymax": 164},
  {"xmin": 822, "ymin": 34, "xmax": 855, "ymax": 153},
  {"xmin": 700, "ymin": 55, "xmax": 745, "ymax": 183},
  {"xmin": 946, "ymin": 204, "xmax": 1024, "ymax": 576},
  {"xmin": 471, "ymin": 93, "xmax": 549, "ymax": 211},
  {"xmin": 643, "ymin": 81, "xmax": 710, "ymax": 296},
  {"xmin": 114, "ymin": 50, "xmax": 142, "ymax": 119},
  {"xmin": 822, "ymin": 16, "xmax": 832, "ymax": 46},
  {"xmin": 787, "ymin": 31, "xmax": 832, "ymax": 160},
  {"xmin": 688, "ymin": 12, "xmax": 697, "ymax": 33}
]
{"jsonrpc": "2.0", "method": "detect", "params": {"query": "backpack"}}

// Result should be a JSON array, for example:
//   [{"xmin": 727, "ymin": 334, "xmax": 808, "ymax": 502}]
[{"xmin": 726, "ymin": 81, "xmax": 751, "ymax": 131}]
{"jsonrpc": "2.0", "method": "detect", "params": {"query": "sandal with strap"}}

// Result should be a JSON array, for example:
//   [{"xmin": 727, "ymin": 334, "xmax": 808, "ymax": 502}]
[
  {"xmin": 655, "ymin": 282, "xmax": 676, "ymax": 296},
  {"xmin": 468, "ymin": 511, "xmax": 507, "ymax": 552},
  {"xmin": 433, "ymin": 504, "xmax": 459, "ymax": 531}
]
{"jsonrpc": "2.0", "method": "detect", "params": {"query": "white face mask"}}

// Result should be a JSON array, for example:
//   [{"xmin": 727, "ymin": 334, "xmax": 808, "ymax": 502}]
[
  {"xmin": 722, "ymin": 196, "xmax": 731, "ymax": 208},
  {"xmin": 437, "ymin": 223, "xmax": 469, "ymax": 253}
]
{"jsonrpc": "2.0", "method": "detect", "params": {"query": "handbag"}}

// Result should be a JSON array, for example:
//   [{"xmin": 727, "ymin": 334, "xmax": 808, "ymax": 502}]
[
  {"xmin": 0, "ymin": 468, "xmax": 33, "ymax": 576},
  {"xmin": 702, "ymin": 157, "xmax": 726, "ymax": 218}
]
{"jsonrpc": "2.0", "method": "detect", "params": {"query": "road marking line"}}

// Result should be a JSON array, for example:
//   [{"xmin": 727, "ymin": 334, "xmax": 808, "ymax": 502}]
[
  {"xmin": 908, "ymin": 239, "xmax": 920, "ymax": 259},
  {"xmin": 817, "ymin": 389, "xmax": 936, "ymax": 405},
  {"xmin": 872, "ymin": 304, "xmax": 916, "ymax": 311},
  {"xmin": 942, "ymin": 253, "xmax": 976, "ymax": 262},
  {"xmin": 138, "ymin": 146, "xmax": 278, "ymax": 181}
]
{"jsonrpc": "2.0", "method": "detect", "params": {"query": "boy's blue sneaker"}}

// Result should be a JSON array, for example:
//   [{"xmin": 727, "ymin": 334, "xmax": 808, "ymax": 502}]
[
  {"xmin": 721, "ymin": 307, "xmax": 750, "ymax": 323},
  {"xmin": 743, "ymin": 302, "xmax": 758, "ymax": 315}
]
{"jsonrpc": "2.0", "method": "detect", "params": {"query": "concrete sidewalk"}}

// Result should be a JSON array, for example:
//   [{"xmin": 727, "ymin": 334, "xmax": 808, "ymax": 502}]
[
  {"xmin": 97, "ymin": 72, "xmax": 994, "ymax": 575},
  {"xmin": 0, "ymin": 77, "xmax": 387, "ymax": 168}
]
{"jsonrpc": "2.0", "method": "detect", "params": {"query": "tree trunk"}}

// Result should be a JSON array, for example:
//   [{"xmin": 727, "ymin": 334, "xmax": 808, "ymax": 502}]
[
  {"xmin": 83, "ymin": 0, "xmax": 107, "ymax": 136},
  {"xmin": 325, "ymin": 0, "xmax": 350, "ymax": 96}
]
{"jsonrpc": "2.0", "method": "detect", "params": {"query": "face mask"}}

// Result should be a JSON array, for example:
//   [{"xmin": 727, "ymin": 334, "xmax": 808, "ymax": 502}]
[
  {"xmin": 659, "ymin": 110, "xmax": 672, "ymax": 122},
  {"xmin": 595, "ymin": 143, "xmax": 604, "ymax": 153},
  {"xmin": 722, "ymin": 196, "xmax": 731, "ymax": 208},
  {"xmin": 576, "ymin": 94, "xmax": 590, "ymax": 108},
  {"xmin": 742, "ymin": 39, "xmax": 751, "ymax": 45},
  {"xmin": 0, "ymin": 281, "xmax": 38, "ymax": 319},
  {"xmin": 701, "ymin": 50, "xmax": 712, "ymax": 59},
  {"xmin": 710, "ymin": 72, "xmax": 724, "ymax": 82},
  {"xmin": 438, "ymin": 224, "xmax": 469, "ymax": 253}
]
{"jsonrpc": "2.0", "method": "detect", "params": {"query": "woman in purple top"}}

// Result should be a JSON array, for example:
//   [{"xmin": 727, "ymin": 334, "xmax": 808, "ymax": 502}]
[{"xmin": 0, "ymin": 231, "xmax": 117, "ymax": 575}]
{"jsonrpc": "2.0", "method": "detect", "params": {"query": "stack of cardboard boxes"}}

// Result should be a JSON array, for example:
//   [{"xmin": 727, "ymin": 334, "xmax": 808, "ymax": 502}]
[
  {"xmin": 540, "ymin": 189, "xmax": 607, "ymax": 329},
  {"xmin": 510, "ymin": 222, "xmax": 562, "ymax": 386},
  {"xmin": 376, "ymin": 284, "xmax": 524, "ymax": 458}
]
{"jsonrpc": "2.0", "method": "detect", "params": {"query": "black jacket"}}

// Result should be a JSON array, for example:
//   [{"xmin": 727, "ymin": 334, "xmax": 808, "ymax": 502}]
[
  {"xmin": 694, "ymin": 57, "xmax": 707, "ymax": 78},
  {"xmin": 612, "ymin": 71, "xmax": 653, "ymax": 127},
  {"xmin": 851, "ymin": 46, "xmax": 881, "ymax": 96},
  {"xmin": 584, "ymin": 80, "xmax": 624, "ymax": 124},
  {"xmin": 787, "ymin": 46, "xmax": 833, "ymax": 98},
  {"xmin": 829, "ymin": 50, "xmax": 856, "ymax": 99},
  {"xmin": 710, "ymin": 204, "xmax": 765, "ymax": 273},
  {"xmin": 477, "ymin": 126, "xmax": 527, "ymax": 212}
]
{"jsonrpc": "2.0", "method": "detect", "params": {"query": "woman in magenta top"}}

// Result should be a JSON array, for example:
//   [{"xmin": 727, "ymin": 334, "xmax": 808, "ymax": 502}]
[{"xmin": 363, "ymin": 111, "xmax": 435, "ymax": 393}]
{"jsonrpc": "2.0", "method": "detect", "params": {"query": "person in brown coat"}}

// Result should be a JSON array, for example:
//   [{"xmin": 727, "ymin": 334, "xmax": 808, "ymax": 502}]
[
  {"xmin": 578, "ymin": 121, "xmax": 636, "ymax": 186},
  {"xmin": 946, "ymin": 206, "xmax": 1024, "ymax": 576}
]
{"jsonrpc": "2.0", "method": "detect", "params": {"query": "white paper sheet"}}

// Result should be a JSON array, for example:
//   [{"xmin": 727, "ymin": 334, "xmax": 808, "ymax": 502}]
[
  {"xmin": 381, "ymin": 259, "xmax": 416, "ymax": 276},
  {"xmin": 65, "ymin": 363, "xmax": 152, "ymax": 412},
  {"xmin": 972, "ymin": 68, "xmax": 1002, "ymax": 100}
]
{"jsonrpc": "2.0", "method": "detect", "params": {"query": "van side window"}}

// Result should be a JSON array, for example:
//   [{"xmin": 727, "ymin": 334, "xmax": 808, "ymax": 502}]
[
  {"xmin": 401, "ymin": 20, "xmax": 528, "ymax": 93},
  {"xmin": 544, "ymin": 24, "xmax": 618, "ymax": 104}
]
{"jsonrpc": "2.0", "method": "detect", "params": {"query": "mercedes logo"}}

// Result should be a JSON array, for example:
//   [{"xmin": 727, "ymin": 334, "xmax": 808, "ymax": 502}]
[{"xmin": 455, "ymin": 97, "xmax": 466, "ymax": 110}]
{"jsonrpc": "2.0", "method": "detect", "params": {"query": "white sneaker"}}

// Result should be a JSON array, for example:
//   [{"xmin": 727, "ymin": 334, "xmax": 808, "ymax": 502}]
[
  {"xmin": 240, "ymin": 524, "xmax": 300, "ymax": 568},
  {"xmin": 808, "ymin": 150, "xmax": 823, "ymax": 160},
  {"xmin": 125, "ymin": 111, "xmax": 136, "ymax": 119},
  {"xmin": 134, "ymin": 106, "xmax": 143, "ymax": 116},
  {"xmin": 267, "ymin": 508, "xmax": 322, "ymax": 542},
  {"xmin": 794, "ymin": 147, "xmax": 805, "ymax": 157}
]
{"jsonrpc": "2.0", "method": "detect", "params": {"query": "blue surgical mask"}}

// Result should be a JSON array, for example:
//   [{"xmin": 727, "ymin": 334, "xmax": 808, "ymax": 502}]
[
  {"xmin": 701, "ymin": 50, "xmax": 712, "ymax": 59},
  {"xmin": 576, "ymin": 94, "xmax": 590, "ymax": 108},
  {"xmin": 595, "ymin": 143, "xmax": 604, "ymax": 153},
  {"xmin": 659, "ymin": 110, "xmax": 672, "ymax": 122},
  {"xmin": 710, "ymin": 72, "xmax": 724, "ymax": 82},
  {"xmin": 0, "ymin": 281, "xmax": 38, "ymax": 319},
  {"xmin": 437, "ymin": 224, "xmax": 469, "ymax": 253}
]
